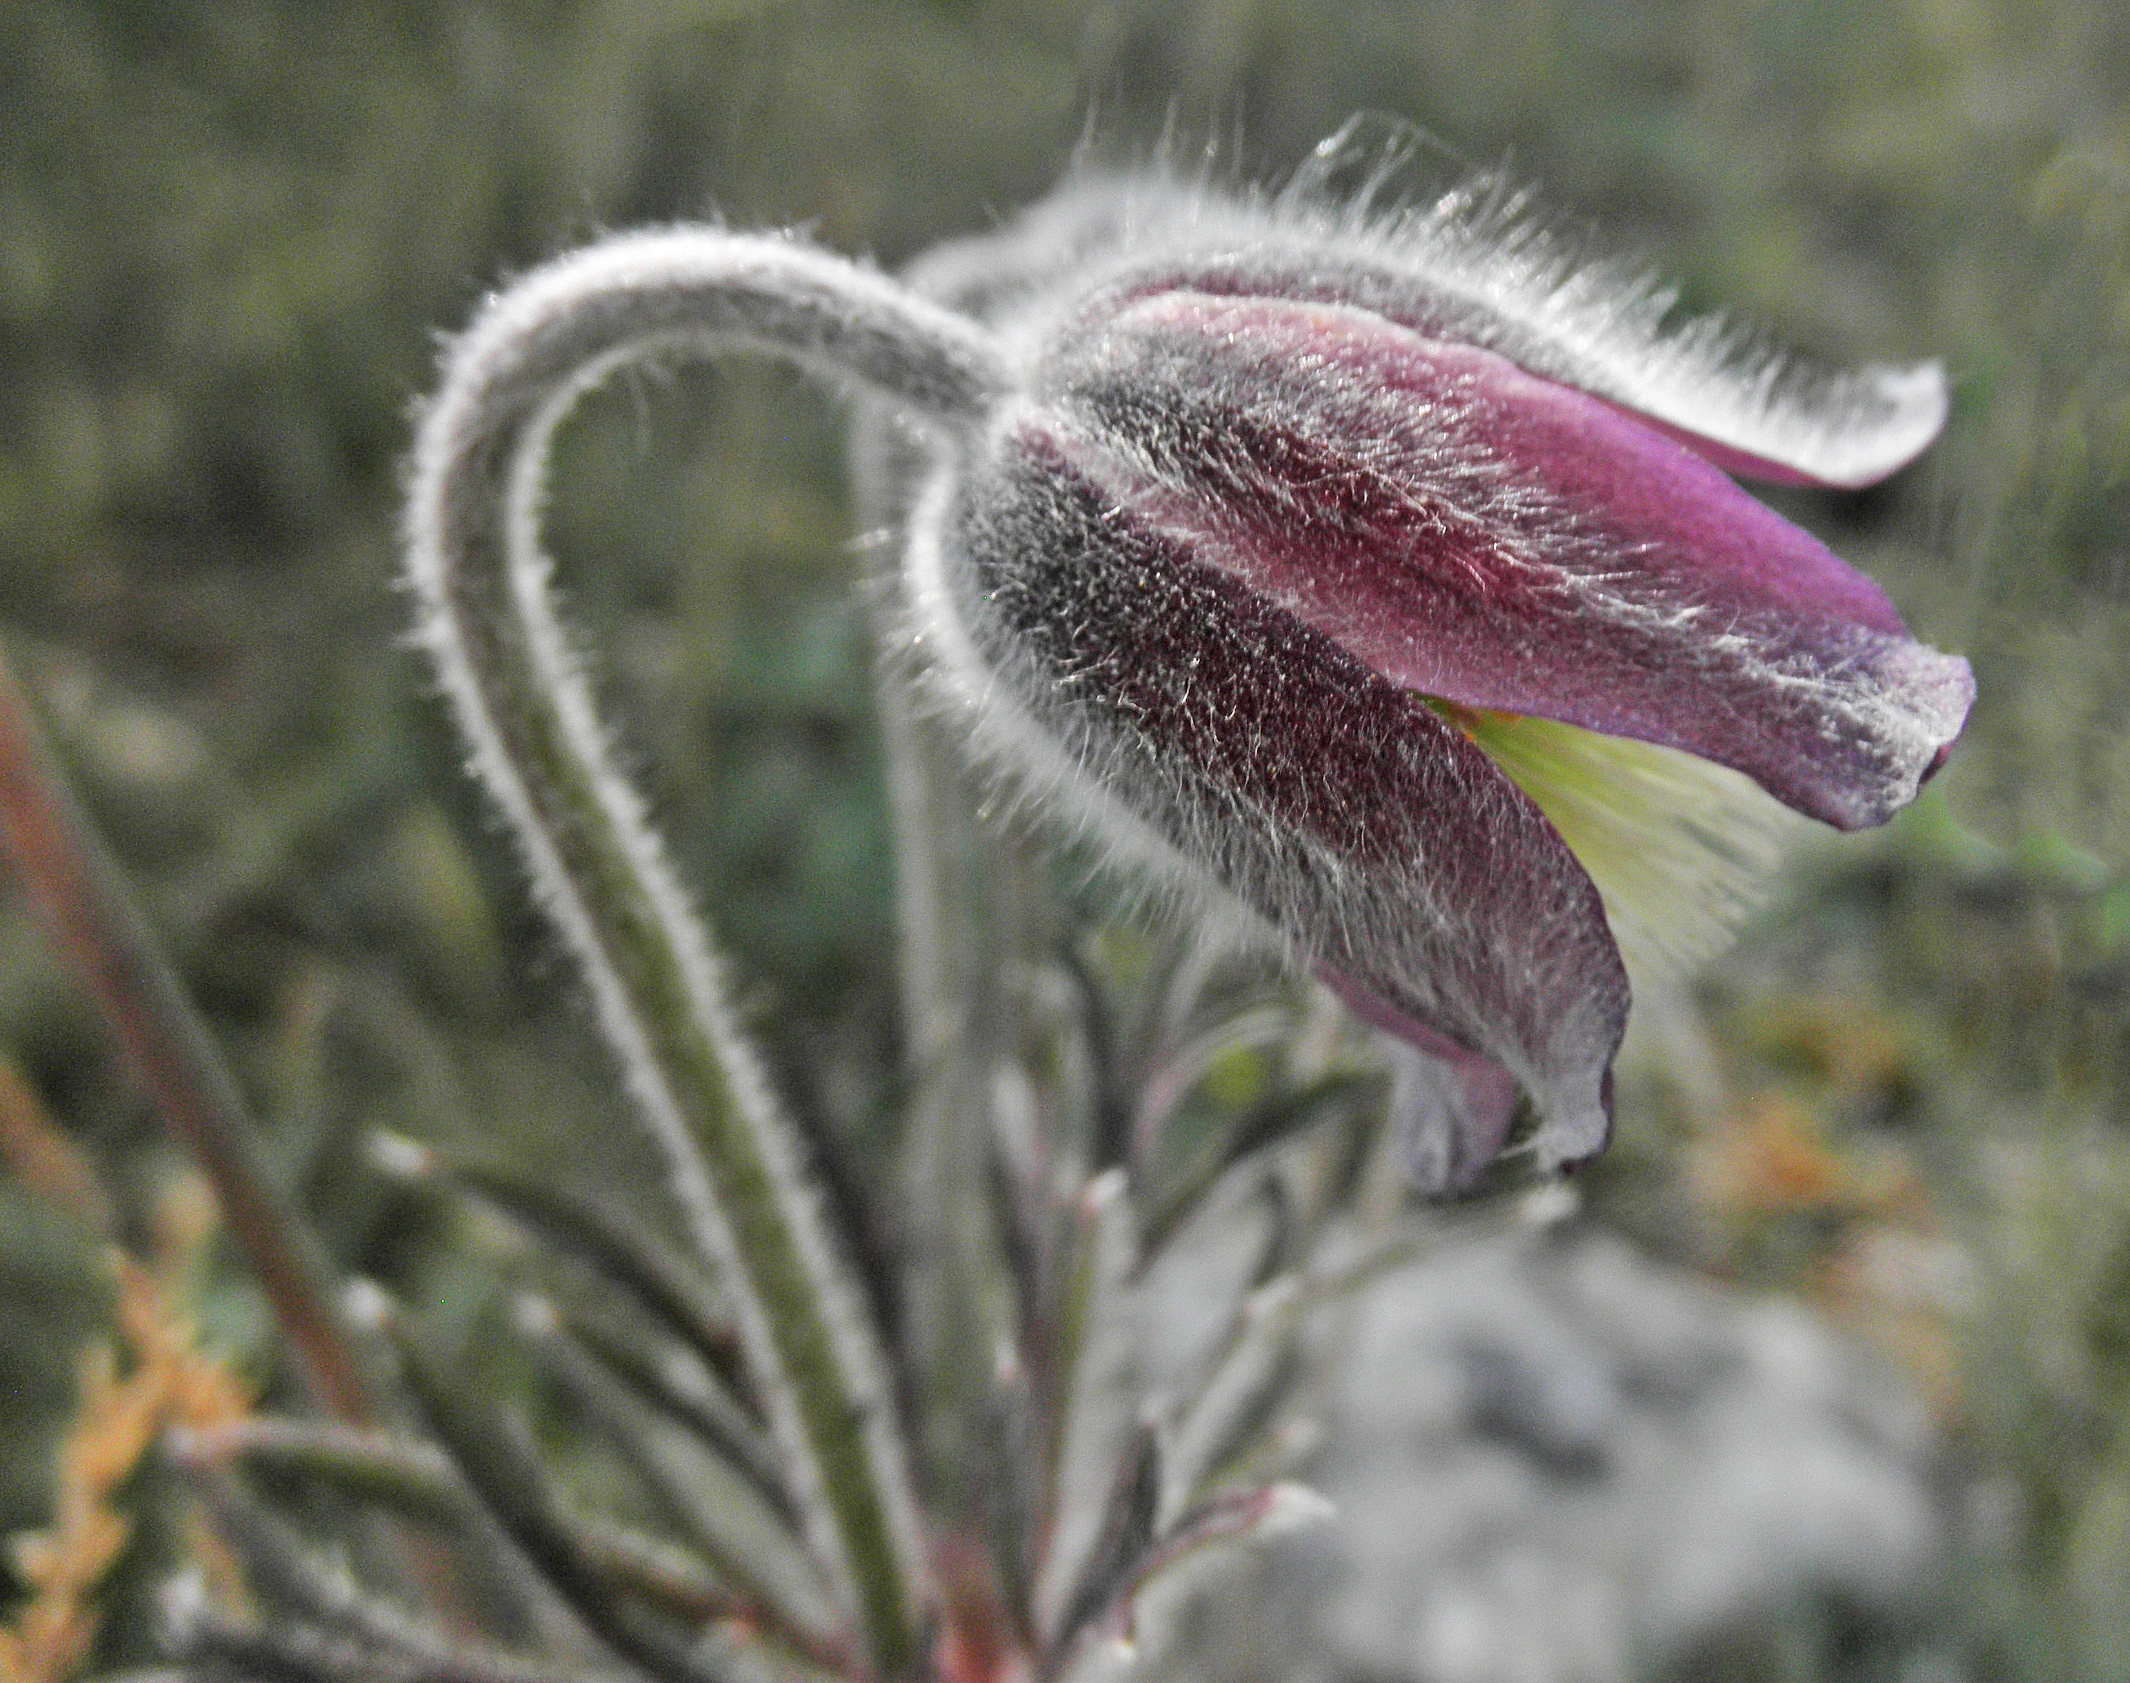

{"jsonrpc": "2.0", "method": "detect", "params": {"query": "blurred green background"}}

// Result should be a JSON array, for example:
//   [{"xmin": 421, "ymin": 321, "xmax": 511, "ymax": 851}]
[{"xmin": 1, "ymin": 0, "xmax": 2127, "ymax": 1677}]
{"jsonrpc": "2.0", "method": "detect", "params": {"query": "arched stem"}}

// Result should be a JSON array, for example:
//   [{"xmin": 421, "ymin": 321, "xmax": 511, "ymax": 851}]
[{"xmin": 403, "ymin": 228, "xmax": 1014, "ymax": 1676}]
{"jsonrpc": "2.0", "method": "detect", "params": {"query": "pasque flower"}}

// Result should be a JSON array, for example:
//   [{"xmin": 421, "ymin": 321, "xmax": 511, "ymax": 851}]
[
  {"xmin": 387, "ymin": 131, "xmax": 1976, "ymax": 1679},
  {"xmin": 900, "ymin": 161, "xmax": 1974, "ymax": 1182}
]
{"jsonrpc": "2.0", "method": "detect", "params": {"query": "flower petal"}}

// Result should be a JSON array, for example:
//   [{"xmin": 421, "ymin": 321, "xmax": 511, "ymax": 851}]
[
  {"xmin": 1592, "ymin": 379, "xmax": 1947, "ymax": 490},
  {"xmin": 1275, "ymin": 116, "xmax": 1953, "ymax": 488},
  {"xmin": 1037, "ymin": 291, "xmax": 1974, "ymax": 831},
  {"xmin": 928, "ymin": 429, "xmax": 1631, "ymax": 1171},
  {"xmin": 1040, "ymin": 169, "xmax": 1949, "ymax": 488},
  {"xmin": 913, "ymin": 159, "xmax": 1950, "ymax": 488},
  {"xmin": 1119, "ymin": 256, "xmax": 1949, "ymax": 491},
  {"xmin": 1446, "ymin": 709, "xmax": 1803, "ymax": 984},
  {"xmin": 1316, "ymin": 970, "xmax": 1526, "ymax": 1191}
]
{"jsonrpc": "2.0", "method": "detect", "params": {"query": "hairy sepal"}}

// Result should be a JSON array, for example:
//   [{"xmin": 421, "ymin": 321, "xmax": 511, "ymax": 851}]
[
  {"xmin": 982, "ymin": 138, "xmax": 1948, "ymax": 490},
  {"xmin": 1038, "ymin": 291, "xmax": 1973, "ymax": 831},
  {"xmin": 914, "ymin": 427, "xmax": 1630, "ymax": 1173}
]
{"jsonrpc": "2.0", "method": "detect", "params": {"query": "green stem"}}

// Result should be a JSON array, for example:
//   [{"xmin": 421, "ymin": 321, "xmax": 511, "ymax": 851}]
[{"xmin": 404, "ymin": 229, "xmax": 1013, "ymax": 1676}]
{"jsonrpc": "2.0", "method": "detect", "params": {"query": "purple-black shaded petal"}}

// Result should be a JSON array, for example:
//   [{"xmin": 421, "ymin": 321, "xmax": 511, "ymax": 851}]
[
  {"xmin": 940, "ymin": 429, "xmax": 1629, "ymax": 1169},
  {"xmin": 1040, "ymin": 292, "xmax": 1974, "ymax": 830},
  {"xmin": 1316, "ymin": 968, "xmax": 1530, "ymax": 1188}
]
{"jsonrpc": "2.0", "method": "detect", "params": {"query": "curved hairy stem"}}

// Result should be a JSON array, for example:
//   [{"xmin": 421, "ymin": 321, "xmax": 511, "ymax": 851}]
[{"xmin": 403, "ymin": 228, "xmax": 1014, "ymax": 1676}]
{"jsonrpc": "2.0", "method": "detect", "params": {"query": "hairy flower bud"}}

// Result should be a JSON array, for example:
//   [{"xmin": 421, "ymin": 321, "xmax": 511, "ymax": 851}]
[{"xmin": 900, "ymin": 153, "xmax": 1973, "ymax": 1180}]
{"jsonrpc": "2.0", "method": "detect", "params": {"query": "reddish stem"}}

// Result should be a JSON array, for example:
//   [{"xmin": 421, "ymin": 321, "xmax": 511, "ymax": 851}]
[{"xmin": 0, "ymin": 640, "xmax": 373, "ymax": 1426}]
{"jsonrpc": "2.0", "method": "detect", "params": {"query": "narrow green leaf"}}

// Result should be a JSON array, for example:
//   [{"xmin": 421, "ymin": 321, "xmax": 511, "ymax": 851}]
[
  {"xmin": 177, "ymin": 1418, "xmax": 474, "ymax": 1531},
  {"xmin": 1127, "ymin": 1006, "xmax": 1295, "ymax": 1172},
  {"xmin": 1048, "ymin": 1421, "xmax": 1159, "ymax": 1658},
  {"xmin": 555, "ymin": 1288, "xmax": 793, "ymax": 1523},
  {"xmin": 512, "ymin": 1294, "xmax": 841, "ymax": 1659},
  {"xmin": 1033, "ymin": 1170, "xmax": 1138, "ymax": 1647},
  {"xmin": 181, "ymin": 1460, "xmax": 615, "ymax": 1683},
  {"xmin": 1140, "ymin": 1072, "xmax": 1379, "ymax": 1261},
  {"xmin": 376, "ymin": 1292, "xmax": 741, "ymax": 1683},
  {"xmin": 1097, "ymin": 1483, "xmax": 1333, "ymax": 1648},
  {"xmin": 1154, "ymin": 1278, "xmax": 1304, "ymax": 1534},
  {"xmin": 178, "ymin": 1414, "xmax": 793, "ymax": 1664},
  {"xmin": 169, "ymin": 1610, "xmax": 419, "ymax": 1683},
  {"xmin": 372, "ymin": 1134, "xmax": 754, "ymax": 1415}
]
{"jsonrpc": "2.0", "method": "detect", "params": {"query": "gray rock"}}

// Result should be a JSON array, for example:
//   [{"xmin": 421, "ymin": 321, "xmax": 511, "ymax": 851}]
[{"xmin": 1139, "ymin": 1224, "xmax": 1948, "ymax": 1683}]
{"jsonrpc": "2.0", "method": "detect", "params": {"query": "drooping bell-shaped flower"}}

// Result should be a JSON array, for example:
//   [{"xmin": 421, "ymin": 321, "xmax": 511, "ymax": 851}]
[{"xmin": 899, "ymin": 147, "xmax": 1972, "ymax": 1182}]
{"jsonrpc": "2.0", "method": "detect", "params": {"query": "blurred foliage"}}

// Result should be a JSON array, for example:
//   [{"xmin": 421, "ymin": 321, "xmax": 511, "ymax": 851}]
[{"xmin": 0, "ymin": 0, "xmax": 2126, "ymax": 1678}]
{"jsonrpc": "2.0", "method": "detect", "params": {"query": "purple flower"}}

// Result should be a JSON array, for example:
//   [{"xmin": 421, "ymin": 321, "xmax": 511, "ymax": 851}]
[{"xmin": 901, "ymin": 165, "xmax": 1973, "ymax": 1182}]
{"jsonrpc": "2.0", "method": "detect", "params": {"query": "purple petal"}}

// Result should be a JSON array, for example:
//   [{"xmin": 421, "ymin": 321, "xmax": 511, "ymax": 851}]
[
  {"xmin": 1594, "ymin": 400, "xmax": 1911, "ymax": 489},
  {"xmin": 942, "ymin": 431, "xmax": 1629, "ymax": 1170},
  {"xmin": 1316, "ymin": 969, "xmax": 1528, "ymax": 1190},
  {"xmin": 1051, "ymin": 183, "xmax": 1950, "ymax": 487},
  {"xmin": 1040, "ymin": 292, "xmax": 1974, "ymax": 830}
]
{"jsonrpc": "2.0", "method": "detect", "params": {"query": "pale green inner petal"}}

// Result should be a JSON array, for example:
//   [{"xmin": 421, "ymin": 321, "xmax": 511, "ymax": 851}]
[{"xmin": 1432, "ymin": 703, "xmax": 1805, "ymax": 984}]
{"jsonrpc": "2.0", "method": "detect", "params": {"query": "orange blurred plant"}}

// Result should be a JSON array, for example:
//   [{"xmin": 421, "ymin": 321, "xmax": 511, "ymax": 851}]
[{"xmin": 0, "ymin": 1072, "xmax": 253, "ymax": 1683}]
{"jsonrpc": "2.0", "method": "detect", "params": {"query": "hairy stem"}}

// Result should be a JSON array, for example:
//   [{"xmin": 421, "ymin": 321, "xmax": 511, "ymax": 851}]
[
  {"xmin": 403, "ymin": 228, "xmax": 1013, "ymax": 1675},
  {"xmin": 852, "ymin": 405, "xmax": 1061, "ymax": 1548}
]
